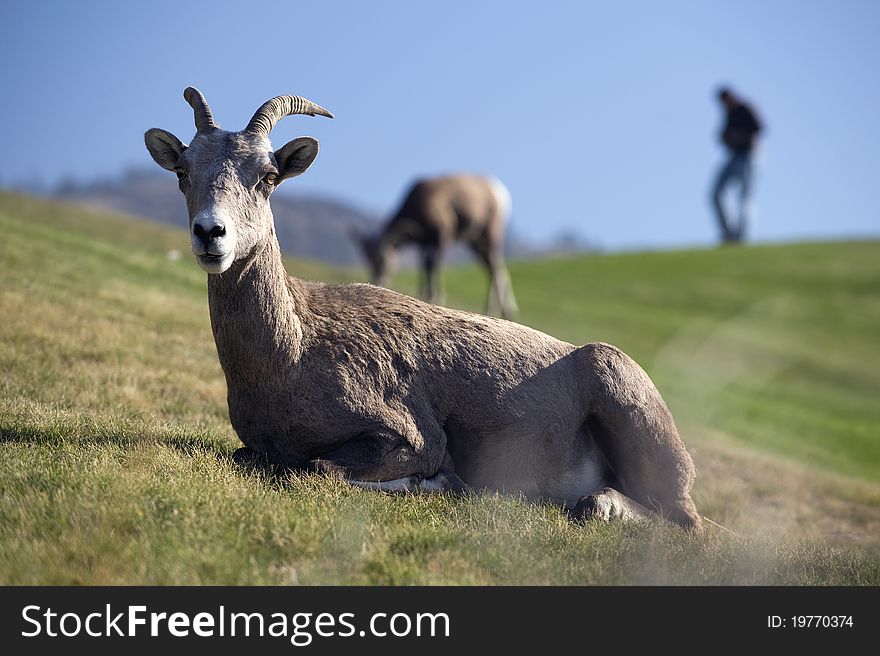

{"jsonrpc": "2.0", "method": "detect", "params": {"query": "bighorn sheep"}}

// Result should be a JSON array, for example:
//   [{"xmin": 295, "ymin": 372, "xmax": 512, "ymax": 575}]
[
  {"xmin": 353, "ymin": 175, "xmax": 519, "ymax": 319},
  {"xmin": 144, "ymin": 88, "xmax": 701, "ymax": 529}
]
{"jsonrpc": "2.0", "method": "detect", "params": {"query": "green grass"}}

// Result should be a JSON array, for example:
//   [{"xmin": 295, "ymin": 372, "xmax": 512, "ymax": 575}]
[
  {"xmin": 430, "ymin": 243, "xmax": 880, "ymax": 483},
  {"xmin": 1, "ymin": 190, "xmax": 879, "ymax": 585}
]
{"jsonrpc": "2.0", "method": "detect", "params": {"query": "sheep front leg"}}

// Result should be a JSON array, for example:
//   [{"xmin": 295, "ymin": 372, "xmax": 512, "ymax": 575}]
[
  {"xmin": 347, "ymin": 470, "xmax": 467, "ymax": 494},
  {"xmin": 308, "ymin": 432, "xmax": 467, "ymax": 494}
]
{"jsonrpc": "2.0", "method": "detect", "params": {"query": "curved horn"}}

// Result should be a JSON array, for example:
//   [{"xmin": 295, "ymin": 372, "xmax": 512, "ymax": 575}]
[
  {"xmin": 245, "ymin": 95, "xmax": 334, "ymax": 135},
  {"xmin": 183, "ymin": 87, "xmax": 216, "ymax": 132}
]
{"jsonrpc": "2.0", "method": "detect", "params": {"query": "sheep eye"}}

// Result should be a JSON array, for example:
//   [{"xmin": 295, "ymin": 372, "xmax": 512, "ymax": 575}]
[{"xmin": 263, "ymin": 173, "xmax": 278, "ymax": 186}]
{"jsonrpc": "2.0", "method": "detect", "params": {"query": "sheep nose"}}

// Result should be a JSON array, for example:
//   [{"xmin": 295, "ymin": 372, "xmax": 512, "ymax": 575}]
[{"xmin": 193, "ymin": 222, "xmax": 226, "ymax": 242}]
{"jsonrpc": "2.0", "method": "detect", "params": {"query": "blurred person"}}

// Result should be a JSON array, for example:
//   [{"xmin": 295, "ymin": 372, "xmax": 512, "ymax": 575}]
[{"xmin": 711, "ymin": 87, "xmax": 762, "ymax": 244}]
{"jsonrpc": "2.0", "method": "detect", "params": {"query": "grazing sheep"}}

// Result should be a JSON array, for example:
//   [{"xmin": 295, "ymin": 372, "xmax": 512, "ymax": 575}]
[
  {"xmin": 144, "ymin": 88, "xmax": 701, "ymax": 529},
  {"xmin": 353, "ymin": 175, "xmax": 519, "ymax": 319}
]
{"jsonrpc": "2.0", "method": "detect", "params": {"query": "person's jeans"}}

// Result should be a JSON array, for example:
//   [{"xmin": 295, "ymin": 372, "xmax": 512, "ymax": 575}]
[{"xmin": 712, "ymin": 150, "xmax": 753, "ymax": 243}]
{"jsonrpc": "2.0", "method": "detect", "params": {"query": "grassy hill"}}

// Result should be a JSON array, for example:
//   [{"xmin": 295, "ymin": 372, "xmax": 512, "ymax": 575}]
[{"xmin": 1, "ymin": 190, "xmax": 878, "ymax": 584}]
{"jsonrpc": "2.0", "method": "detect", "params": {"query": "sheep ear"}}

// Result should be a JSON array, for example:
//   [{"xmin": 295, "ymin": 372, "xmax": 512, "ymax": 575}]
[
  {"xmin": 274, "ymin": 137, "xmax": 319, "ymax": 183},
  {"xmin": 145, "ymin": 128, "xmax": 187, "ymax": 171}
]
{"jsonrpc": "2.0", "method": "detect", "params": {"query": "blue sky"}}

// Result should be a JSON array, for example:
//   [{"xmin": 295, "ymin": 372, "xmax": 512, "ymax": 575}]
[{"xmin": 1, "ymin": 0, "xmax": 878, "ymax": 249}]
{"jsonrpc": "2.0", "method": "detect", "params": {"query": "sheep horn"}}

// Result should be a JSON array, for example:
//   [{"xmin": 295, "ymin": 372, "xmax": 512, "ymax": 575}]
[
  {"xmin": 183, "ymin": 87, "xmax": 216, "ymax": 132},
  {"xmin": 245, "ymin": 95, "xmax": 334, "ymax": 135}
]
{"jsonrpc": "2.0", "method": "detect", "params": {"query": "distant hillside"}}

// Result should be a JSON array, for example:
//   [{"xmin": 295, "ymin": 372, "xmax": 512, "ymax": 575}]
[
  {"xmin": 51, "ymin": 169, "xmax": 379, "ymax": 266},
  {"xmin": 45, "ymin": 170, "xmax": 579, "ymax": 266}
]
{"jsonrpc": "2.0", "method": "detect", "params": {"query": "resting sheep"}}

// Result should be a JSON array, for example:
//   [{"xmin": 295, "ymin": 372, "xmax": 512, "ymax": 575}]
[{"xmin": 144, "ymin": 88, "xmax": 701, "ymax": 529}]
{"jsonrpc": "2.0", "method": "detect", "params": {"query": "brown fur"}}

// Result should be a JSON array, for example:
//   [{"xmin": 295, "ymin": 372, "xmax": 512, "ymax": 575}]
[
  {"xmin": 355, "ymin": 175, "xmax": 519, "ymax": 319},
  {"xmin": 145, "ymin": 89, "xmax": 701, "ymax": 529}
]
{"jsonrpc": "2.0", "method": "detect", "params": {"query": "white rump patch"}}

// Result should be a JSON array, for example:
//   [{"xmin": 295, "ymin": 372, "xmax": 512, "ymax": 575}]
[{"xmin": 488, "ymin": 177, "xmax": 512, "ymax": 220}]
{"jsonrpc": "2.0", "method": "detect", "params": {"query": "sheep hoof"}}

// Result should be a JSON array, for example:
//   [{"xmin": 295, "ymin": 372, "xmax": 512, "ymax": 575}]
[{"xmin": 570, "ymin": 487, "xmax": 649, "ymax": 524}]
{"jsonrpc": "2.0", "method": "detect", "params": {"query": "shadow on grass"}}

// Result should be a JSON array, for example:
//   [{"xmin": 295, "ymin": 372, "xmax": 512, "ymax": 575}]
[
  {"xmin": 164, "ymin": 437, "xmax": 311, "ymax": 489},
  {"xmin": 175, "ymin": 440, "xmax": 293, "ymax": 475},
  {"xmin": 0, "ymin": 418, "xmax": 681, "ymax": 531}
]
